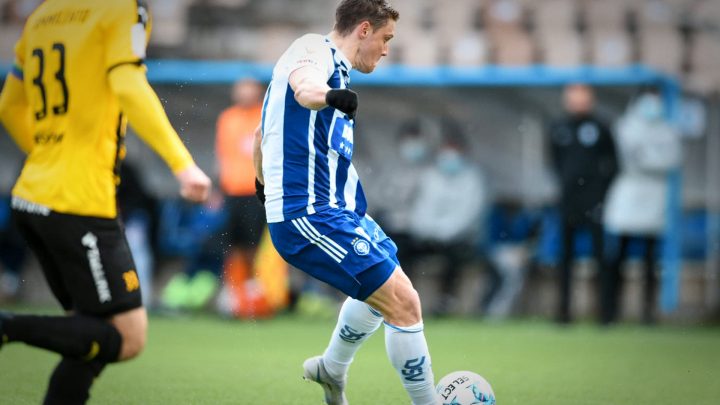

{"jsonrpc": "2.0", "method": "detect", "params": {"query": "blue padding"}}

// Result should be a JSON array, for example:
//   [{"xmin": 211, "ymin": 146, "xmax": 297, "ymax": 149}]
[
  {"xmin": 681, "ymin": 210, "xmax": 707, "ymax": 261},
  {"xmin": 0, "ymin": 61, "xmax": 675, "ymax": 87},
  {"xmin": 156, "ymin": 199, "xmax": 227, "ymax": 257},
  {"xmin": 0, "ymin": 196, "xmax": 10, "ymax": 230}
]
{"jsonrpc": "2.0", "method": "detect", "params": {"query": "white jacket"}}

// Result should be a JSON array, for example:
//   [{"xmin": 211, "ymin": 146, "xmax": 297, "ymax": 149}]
[
  {"xmin": 603, "ymin": 113, "xmax": 682, "ymax": 236},
  {"xmin": 409, "ymin": 164, "xmax": 487, "ymax": 243}
]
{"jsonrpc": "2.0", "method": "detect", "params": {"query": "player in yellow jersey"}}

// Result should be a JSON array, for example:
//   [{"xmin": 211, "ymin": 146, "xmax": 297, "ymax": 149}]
[{"xmin": 0, "ymin": 1, "xmax": 211, "ymax": 403}]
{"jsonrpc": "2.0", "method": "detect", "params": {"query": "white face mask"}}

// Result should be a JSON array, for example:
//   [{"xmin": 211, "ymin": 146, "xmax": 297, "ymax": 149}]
[
  {"xmin": 399, "ymin": 139, "xmax": 428, "ymax": 163},
  {"xmin": 436, "ymin": 149, "xmax": 464, "ymax": 175},
  {"xmin": 636, "ymin": 94, "xmax": 664, "ymax": 121}
]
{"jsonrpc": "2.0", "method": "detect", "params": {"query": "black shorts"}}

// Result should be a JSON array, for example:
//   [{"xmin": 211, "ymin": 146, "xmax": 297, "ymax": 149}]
[
  {"xmin": 223, "ymin": 195, "xmax": 266, "ymax": 248},
  {"xmin": 12, "ymin": 207, "xmax": 142, "ymax": 317}
]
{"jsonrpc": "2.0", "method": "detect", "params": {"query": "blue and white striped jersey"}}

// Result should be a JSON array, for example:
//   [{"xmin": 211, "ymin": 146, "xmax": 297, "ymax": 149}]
[{"xmin": 261, "ymin": 34, "xmax": 367, "ymax": 223}]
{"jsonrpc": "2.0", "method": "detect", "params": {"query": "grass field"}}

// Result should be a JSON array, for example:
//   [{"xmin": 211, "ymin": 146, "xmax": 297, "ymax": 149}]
[{"xmin": 1, "ymin": 312, "xmax": 719, "ymax": 404}]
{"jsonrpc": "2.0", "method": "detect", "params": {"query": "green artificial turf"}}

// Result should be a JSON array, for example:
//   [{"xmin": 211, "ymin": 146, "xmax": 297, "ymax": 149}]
[{"xmin": 1, "ymin": 312, "xmax": 718, "ymax": 404}]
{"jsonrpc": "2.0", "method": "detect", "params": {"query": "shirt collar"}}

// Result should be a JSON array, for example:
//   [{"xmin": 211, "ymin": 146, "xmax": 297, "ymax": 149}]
[{"xmin": 325, "ymin": 36, "xmax": 352, "ymax": 72}]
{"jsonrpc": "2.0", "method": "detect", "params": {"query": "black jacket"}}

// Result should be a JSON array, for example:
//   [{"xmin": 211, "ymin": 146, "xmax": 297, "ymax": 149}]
[{"xmin": 549, "ymin": 113, "xmax": 619, "ymax": 224}]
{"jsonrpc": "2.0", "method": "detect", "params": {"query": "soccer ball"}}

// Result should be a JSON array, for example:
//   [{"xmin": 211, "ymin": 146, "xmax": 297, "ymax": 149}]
[{"xmin": 436, "ymin": 371, "xmax": 496, "ymax": 405}]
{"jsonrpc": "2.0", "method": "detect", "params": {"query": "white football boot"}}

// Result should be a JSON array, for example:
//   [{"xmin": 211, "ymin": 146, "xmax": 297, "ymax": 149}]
[{"xmin": 302, "ymin": 355, "xmax": 349, "ymax": 405}]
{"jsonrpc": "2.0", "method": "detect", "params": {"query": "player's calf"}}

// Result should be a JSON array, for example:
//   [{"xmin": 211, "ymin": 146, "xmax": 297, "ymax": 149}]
[
  {"xmin": 1, "ymin": 312, "xmax": 123, "ymax": 362},
  {"xmin": 365, "ymin": 269, "xmax": 440, "ymax": 405},
  {"xmin": 43, "ymin": 358, "xmax": 106, "ymax": 405}
]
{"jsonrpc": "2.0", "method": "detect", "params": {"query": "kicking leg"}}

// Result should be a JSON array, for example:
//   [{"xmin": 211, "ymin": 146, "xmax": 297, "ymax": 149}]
[{"xmin": 365, "ymin": 267, "xmax": 438, "ymax": 405}]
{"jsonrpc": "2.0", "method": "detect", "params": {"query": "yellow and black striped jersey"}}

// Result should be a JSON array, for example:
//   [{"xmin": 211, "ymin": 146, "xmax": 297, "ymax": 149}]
[{"xmin": 9, "ymin": 0, "xmax": 191, "ymax": 218}]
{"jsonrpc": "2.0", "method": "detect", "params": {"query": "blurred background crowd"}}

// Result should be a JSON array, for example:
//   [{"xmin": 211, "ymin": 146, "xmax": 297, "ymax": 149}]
[{"xmin": 0, "ymin": 0, "xmax": 719, "ymax": 325}]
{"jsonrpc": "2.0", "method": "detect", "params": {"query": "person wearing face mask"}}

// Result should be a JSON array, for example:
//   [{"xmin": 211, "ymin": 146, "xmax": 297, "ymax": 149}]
[
  {"xmin": 368, "ymin": 119, "xmax": 429, "ymax": 282},
  {"xmin": 549, "ymin": 84, "xmax": 619, "ymax": 325},
  {"xmin": 408, "ymin": 119, "xmax": 488, "ymax": 316},
  {"xmin": 602, "ymin": 91, "xmax": 682, "ymax": 325}
]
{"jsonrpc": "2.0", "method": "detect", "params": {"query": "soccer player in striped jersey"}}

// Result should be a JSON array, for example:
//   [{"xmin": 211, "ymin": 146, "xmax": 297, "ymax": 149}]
[
  {"xmin": 0, "ymin": 1, "xmax": 211, "ymax": 403},
  {"xmin": 255, "ymin": 1, "xmax": 439, "ymax": 404}
]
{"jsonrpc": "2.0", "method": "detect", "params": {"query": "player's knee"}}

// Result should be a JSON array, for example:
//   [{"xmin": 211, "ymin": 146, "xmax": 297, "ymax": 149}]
[
  {"xmin": 385, "ymin": 287, "xmax": 422, "ymax": 327},
  {"xmin": 111, "ymin": 308, "xmax": 147, "ymax": 361},
  {"xmin": 117, "ymin": 325, "xmax": 146, "ymax": 361}
]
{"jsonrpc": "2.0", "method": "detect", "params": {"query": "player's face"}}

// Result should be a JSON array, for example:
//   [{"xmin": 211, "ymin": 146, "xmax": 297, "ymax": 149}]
[{"xmin": 355, "ymin": 19, "xmax": 395, "ymax": 73}]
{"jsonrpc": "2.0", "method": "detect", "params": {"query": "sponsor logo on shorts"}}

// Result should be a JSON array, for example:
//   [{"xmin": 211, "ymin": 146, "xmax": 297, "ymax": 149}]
[
  {"xmin": 352, "ymin": 238, "xmax": 370, "ymax": 256},
  {"xmin": 81, "ymin": 232, "xmax": 112, "ymax": 303},
  {"xmin": 123, "ymin": 270, "xmax": 140, "ymax": 292}
]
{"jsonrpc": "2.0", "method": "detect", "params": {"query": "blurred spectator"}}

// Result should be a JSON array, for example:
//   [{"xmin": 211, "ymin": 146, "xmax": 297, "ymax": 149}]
[
  {"xmin": 368, "ymin": 118, "xmax": 430, "ymax": 281},
  {"xmin": 482, "ymin": 201, "xmax": 537, "ymax": 319},
  {"xmin": 1, "ymin": 0, "xmax": 40, "ymax": 24},
  {"xmin": 161, "ymin": 190, "xmax": 228, "ymax": 311},
  {"xmin": 0, "ymin": 165, "xmax": 28, "ymax": 302},
  {"xmin": 549, "ymin": 84, "xmax": 619, "ymax": 324},
  {"xmin": 118, "ymin": 160, "xmax": 158, "ymax": 308},
  {"xmin": 0, "ymin": 195, "xmax": 27, "ymax": 302},
  {"xmin": 213, "ymin": 78, "xmax": 267, "ymax": 311},
  {"xmin": 409, "ymin": 119, "xmax": 489, "ymax": 316},
  {"xmin": 603, "ymin": 91, "xmax": 682, "ymax": 324}
]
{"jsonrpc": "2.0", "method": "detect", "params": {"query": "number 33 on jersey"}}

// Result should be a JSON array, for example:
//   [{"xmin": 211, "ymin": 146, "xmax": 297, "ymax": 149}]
[{"xmin": 9, "ymin": 0, "xmax": 151, "ymax": 218}]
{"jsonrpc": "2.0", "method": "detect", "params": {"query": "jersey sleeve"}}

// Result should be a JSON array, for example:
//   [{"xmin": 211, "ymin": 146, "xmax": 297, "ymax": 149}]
[
  {"xmin": 284, "ymin": 35, "xmax": 334, "ymax": 79},
  {"xmin": 11, "ymin": 26, "xmax": 27, "ymax": 80},
  {"xmin": 104, "ymin": 0, "xmax": 152, "ymax": 71}
]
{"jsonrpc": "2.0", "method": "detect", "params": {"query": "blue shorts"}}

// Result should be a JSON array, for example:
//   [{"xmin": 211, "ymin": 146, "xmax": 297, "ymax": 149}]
[{"xmin": 268, "ymin": 209, "xmax": 398, "ymax": 300}]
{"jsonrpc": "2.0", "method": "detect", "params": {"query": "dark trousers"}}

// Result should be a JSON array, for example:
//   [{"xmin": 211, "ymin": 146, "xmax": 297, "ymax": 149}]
[
  {"xmin": 557, "ymin": 220, "xmax": 606, "ymax": 323},
  {"xmin": 603, "ymin": 235, "xmax": 658, "ymax": 324},
  {"xmin": 391, "ymin": 231, "xmax": 474, "ymax": 315}
]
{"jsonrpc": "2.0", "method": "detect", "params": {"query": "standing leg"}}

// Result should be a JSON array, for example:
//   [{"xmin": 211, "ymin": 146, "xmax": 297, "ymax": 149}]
[
  {"xmin": 602, "ymin": 232, "xmax": 628, "ymax": 325},
  {"xmin": 643, "ymin": 237, "xmax": 659, "ymax": 324},
  {"xmin": 557, "ymin": 220, "xmax": 575, "ymax": 324},
  {"xmin": 434, "ymin": 243, "xmax": 465, "ymax": 316},
  {"xmin": 43, "ymin": 358, "xmax": 106, "ymax": 405}
]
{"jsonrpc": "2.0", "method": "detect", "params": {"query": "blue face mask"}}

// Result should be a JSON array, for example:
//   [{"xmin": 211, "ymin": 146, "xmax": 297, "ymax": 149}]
[
  {"xmin": 436, "ymin": 149, "xmax": 464, "ymax": 175},
  {"xmin": 399, "ymin": 139, "xmax": 428, "ymax": 163}
]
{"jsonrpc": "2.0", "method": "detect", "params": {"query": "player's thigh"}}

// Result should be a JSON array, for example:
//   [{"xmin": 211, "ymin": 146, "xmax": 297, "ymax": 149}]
[
  {"xmin": 12, "ymin": 210, "xmax": 74, "ymax": 311},
  {"xmin": 39, "ymin": 213, "xmax": 142, "ymax": 317}
]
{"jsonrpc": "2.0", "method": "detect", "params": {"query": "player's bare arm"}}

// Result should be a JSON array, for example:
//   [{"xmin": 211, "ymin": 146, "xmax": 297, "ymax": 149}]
[
  {"xmin": 253, "ymin": 124, "xmax": 263, "ymax": 184},
  {"xmin": 290, "ymin": 65, "xmax": 358, "ymax": 118},
  {"xmin": 108, "ymin": 64, "xmax": 211, "ymax": 203},
  {"xmin": 0, "ymin": 73, "xmax": 34, "ymax": 154},
  {"xmin": 289, "ymin": 66, "xmax": 332, "ymax": 110}
]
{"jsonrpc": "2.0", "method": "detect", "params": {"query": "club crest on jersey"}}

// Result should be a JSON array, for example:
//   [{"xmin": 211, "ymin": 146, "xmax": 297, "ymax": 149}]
[{"xmin": 352, "ymin": 237, "xmax": 370, "ymax": 256}]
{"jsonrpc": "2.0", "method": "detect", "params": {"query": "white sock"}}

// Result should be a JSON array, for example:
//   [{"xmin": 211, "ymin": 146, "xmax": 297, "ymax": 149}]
[
  {"xmin": 322, "ymin": 297, "xmax": 383, "ymax": 381},
  {"xmin": 385, "ymin": 322, "xmax": 438, "ymax": 405}
]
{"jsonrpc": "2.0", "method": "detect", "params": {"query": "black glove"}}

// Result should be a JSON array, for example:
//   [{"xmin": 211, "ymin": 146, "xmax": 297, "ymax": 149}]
[
  {"xmin": 255, "ymin": 178, "xmax": 265, "ymax": 205},
  {"xmin": 325, "ymin": 89, "xmax": 358, "ymax": 119}
]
